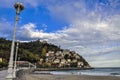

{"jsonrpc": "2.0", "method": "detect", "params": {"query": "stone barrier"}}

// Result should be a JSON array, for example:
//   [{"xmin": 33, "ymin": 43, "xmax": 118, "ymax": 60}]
[{"xmin": 15, "ymin": 69, "xmax": 34, "ymax": 80}]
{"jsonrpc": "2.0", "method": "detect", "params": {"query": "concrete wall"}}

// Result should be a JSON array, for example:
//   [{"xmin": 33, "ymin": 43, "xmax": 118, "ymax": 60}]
[{"xmin": 15, "ymin": 69, "xmax": 34, "ymax": 80}]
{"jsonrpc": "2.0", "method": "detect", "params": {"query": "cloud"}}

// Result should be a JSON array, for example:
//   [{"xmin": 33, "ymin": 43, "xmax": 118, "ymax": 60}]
[
  {"xmin": 0, "ymin": 0, "xmax": 16, "ymax": 8},
  {"xmin": 90, "ymin": 59, "xmax": 120, "ymax": 67},
  {"xmin": 41, "ymin": 24, "xmax": 48, "ymax": 31},
  {"xmin": 17, "ymin": 23, "xmax": 68, "ymax": 40},
  {"xmin": 84, "ymin": 46, "xmax": 120, "ymax": 67},
  {"xmin": 0, "ymin": 18, "xmax": 13, "ymax": 38}
]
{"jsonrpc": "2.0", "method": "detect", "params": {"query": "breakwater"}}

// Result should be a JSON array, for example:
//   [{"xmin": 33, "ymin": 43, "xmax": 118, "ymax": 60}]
[
  {"xmin": 0, "ymin": 68, "xmax": 7, "ymax": 71},
  {"xmin": 15, "ymin": 69, "xmax": 34, "ymax": 80},
  {"xmin": 0, "ymin": 69, "xmax": 34, "ymax": 80},
  {"xmin": 35, "ymin": 67, "xmax": 93, "ymax": 71}
]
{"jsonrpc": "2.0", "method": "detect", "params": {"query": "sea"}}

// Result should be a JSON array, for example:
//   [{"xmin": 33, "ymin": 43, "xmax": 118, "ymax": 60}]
[
  {"xmin": 35, "ymin": 67, "xmax": 120, "ymax": 76},
  {"xmin": 0, "ymin": 68, "xmax": 120, "ymax": 80}
]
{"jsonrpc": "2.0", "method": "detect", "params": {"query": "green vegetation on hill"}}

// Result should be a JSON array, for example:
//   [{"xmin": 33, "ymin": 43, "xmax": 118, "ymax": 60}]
[
  {"xmin": 19, "ymin": 39, "xmax": 61, "ymax": 56},
  {"xmin": 0, "ymin": 38, "xmax": 62, "ymax": 67},
  {"xmin": 0, "ymin": 37, "xmax": 90, "ymax": 68}
]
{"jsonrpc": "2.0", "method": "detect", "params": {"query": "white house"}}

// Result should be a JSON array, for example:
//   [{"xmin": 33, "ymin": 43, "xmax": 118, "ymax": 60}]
[
  {"xmin": 53, "ymin": 59, "xmax": 60, "ymax": 64},
  {"xmin": 61, "ymin": 59, "xmax": 66, "ymax": 64}
]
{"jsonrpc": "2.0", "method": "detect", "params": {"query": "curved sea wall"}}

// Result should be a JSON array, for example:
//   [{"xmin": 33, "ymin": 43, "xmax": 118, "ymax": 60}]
[{"xmin": 15, "ymin": 69, "xmax": 34, "ymax": 80}]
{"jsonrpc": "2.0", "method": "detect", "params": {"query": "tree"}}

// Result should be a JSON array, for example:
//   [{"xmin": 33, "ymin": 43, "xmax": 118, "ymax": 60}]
[{"xmin": 42, "ymin": 46, "xmax": 47, "ymax": 56}]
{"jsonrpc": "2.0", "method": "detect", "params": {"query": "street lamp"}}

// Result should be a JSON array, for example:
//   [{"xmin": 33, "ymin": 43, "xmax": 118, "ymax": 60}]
[
  {"xmin": 13, "ymin": 42, "xmax": 19, "ymax": 78},
  {"xmin": 6, "ymin": 2, "xmax": 24, "ymax": 80}
]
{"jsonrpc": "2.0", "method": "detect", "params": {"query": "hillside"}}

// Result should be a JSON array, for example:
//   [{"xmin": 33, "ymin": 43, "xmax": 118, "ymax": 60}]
[{"xmin": 0, "ymin": 37, "xmax": 90, "ymax": 68}]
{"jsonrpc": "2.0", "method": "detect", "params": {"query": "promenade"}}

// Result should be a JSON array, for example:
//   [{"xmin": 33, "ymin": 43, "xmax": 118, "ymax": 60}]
[{"xmin": 0, "ymin": 70, "xmax": 7, "ymax": 80}]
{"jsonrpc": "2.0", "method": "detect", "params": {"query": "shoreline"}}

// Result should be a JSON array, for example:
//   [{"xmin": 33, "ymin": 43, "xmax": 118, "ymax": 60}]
[
  {"xmin": 21, "ymin": 73, "xmax": 120, "ymax": 80},
  {"xmin": 34, "ymin": 67, "xmax": 94, "ymax": 71}
]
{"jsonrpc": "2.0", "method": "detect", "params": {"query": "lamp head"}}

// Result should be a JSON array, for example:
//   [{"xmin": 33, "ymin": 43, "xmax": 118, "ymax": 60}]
[{"xmin": 14, "ymin": 2, "xmax": 24, "ymax": 15}]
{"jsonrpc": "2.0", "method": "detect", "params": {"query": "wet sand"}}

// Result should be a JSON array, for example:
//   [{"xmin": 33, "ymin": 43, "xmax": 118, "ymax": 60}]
[{"xmin": 21, "ymin": 74, "xmax": 120, "ymax": 80}]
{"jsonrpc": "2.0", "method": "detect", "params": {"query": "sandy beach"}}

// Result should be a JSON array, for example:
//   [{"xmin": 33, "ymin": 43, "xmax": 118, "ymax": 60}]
[{"xmin": 20, "ymin": 74, "xmax": 120, "ymax": 80}]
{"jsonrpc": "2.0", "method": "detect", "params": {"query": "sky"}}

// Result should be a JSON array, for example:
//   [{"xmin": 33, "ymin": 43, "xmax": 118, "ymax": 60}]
[{"xmin": 0, "ymin": 0, "xmax": 120, "ymax": 67}]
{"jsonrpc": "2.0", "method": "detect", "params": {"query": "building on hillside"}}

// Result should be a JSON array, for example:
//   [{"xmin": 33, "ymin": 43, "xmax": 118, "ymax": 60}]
[
  {"xmin": 53, "ymin": 59, "xmax": 60, "ymax": 64},
  {"xmin": 39, "ymin": 58, "xmax": 43, "ymax": 64},
  {"xmin": 63, "ymin": 49, "xmax": 70, "ymax": 55},
  {"xmin": 0, "ymin": 58, "xmax": 3, "ymax": 62},
  {"xmin": 61, "ymin": 59, "xmax": 66, "ymax": 64},
  {"xmin": 75, "ymin": 54, "xmax": 80, "ymax": 59},
  {"xmin": 72, "ymin": 59, "xmax": 77, "ymax": 63},
  {"xmin": 55, "ymin": 51, "xmax": 62, "ymax": 56},
  {"xmin": 67, "ymin": 59, "xmax": 71, "ymax": 63},
  {"xmin": 46, "ymin": 51, "xmax": 55, "ymax": 57},
  {"xmin": 46, "ymin": 52, "xmax": 49, "ymax": 57},
  {"xmin": 77, "ymin": 61, "xmax": 84, "ymax": 67}
]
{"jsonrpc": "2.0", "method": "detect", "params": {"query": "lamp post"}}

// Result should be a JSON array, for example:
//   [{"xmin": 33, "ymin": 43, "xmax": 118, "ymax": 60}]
[
  {"xmin": 6, "ymin": 2, "xmax": 24, "ymax": 80},
  {"xmin": 13, "ymin": 42, "xmax": 19, "ymax": 78}
]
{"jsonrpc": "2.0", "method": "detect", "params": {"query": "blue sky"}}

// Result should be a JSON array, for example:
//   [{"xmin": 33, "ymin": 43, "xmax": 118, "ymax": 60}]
[{"xmin": 0, "ymin": 0, "xmax": 120, "ymax": 67}]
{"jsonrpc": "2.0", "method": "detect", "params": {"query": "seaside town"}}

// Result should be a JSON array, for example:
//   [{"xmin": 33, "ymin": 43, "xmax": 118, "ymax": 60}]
[{"xmin": 39, "ymin": 50, "xmax": 90, "ymax": 68}]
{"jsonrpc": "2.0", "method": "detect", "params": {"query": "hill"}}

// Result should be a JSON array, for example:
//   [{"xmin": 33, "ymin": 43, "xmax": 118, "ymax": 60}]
[{"xmin": 0, "ymin": 37, "xmax": 90, "ymax": 68}]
